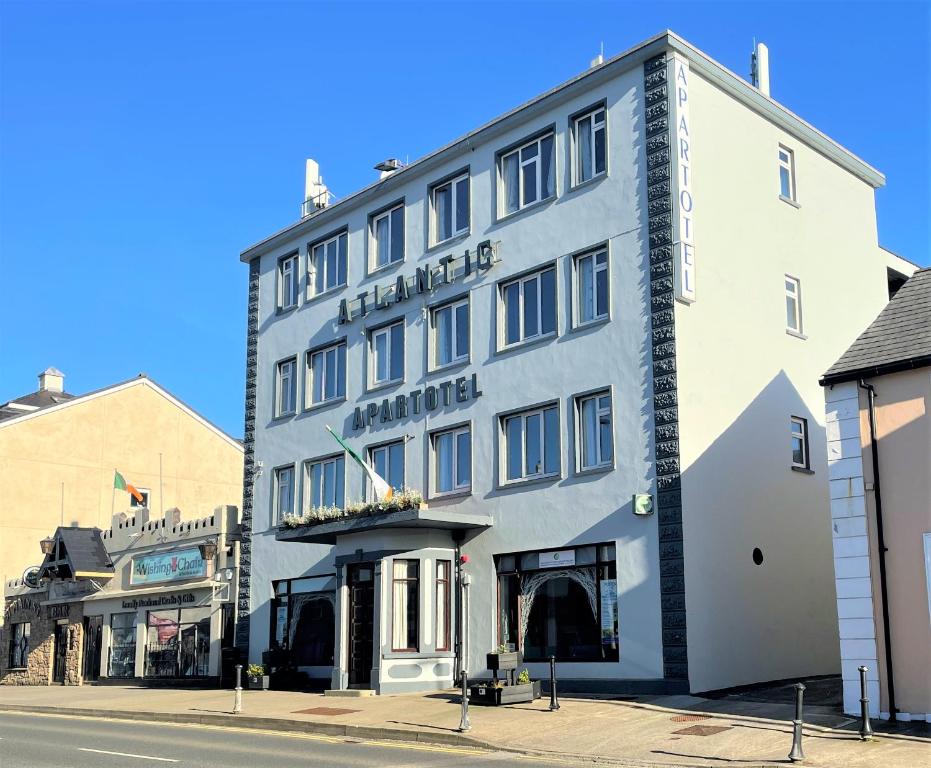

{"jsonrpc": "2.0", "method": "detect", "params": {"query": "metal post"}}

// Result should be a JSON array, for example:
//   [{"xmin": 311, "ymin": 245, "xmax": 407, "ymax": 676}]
[
  {"xmin": 548, "ymin": 656, "xmax": 560, "ymax": 711},
  {"xmin": 858, "ymin": 666, "xmax": 873, "ymax": 740},
  {"xmin": 233, "ymin": 664, "xmax": 242, "ymax": 714},
  {"xmin": 788, "ymin": 682, "xmax": 805, "ymax": 762},
  {"xmin": 458, "ymin": 670, "xmax": 471, "ymax": 732}
]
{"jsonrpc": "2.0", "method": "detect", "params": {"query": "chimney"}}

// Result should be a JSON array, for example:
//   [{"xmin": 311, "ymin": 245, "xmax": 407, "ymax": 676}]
[
  {"xmin": 302, "ymin": 159, "xmax": 330, "ymax": 218},
  {"xmin": 38, "ymin": 367, "xmax": 64, "ymax": 393},
  {"xmin": 374, "ymin": 158, "xmax": 403, "ymax": 179},
  {"xmin": 751, "ymin": 42, "xmax": 770, "ymax": 97}
]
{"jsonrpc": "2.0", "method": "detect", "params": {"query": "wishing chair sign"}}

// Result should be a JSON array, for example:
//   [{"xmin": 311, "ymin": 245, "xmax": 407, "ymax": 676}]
[{"xmin": 130, "ymin": 548, "xmax": 206, "ymax": 585}]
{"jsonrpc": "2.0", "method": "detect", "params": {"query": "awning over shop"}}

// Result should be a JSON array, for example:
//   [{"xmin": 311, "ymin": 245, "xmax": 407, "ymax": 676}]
[
  {"xmin": 37, "ymin": 527, "xmax": 114, "ymax": 580},
  {"xmin": 276, "ymin": 508, "xmax": 493, "ymax": 545}
]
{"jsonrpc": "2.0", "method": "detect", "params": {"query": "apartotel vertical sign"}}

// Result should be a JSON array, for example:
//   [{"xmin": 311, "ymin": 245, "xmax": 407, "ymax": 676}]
[{"xmin": 669, "ymin": 53, "xmax": 695, "ymax": 303}]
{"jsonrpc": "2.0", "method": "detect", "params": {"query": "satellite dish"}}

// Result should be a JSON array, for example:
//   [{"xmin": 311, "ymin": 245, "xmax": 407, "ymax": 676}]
[{"xmin": 22, "ymin": 566, "xmax": 41, "ymax": 588}]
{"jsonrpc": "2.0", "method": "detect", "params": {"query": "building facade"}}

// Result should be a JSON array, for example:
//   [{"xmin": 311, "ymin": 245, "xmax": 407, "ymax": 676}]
[
  {"xmin": 2, "ymin": 505, "xmax": 240, "ymax": 686},
  {"xmin": 237, "ymin": 31, "xmax": 915, "ymax": 695},
  {"xmin": 821, "ymin": 267, "xmax": 931, "ymax": 722}
]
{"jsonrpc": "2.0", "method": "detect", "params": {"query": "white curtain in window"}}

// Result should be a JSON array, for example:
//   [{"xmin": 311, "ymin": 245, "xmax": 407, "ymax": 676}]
[{"xmin": 392, "ymin": 560, "xmax": 413, "ymax": 649}]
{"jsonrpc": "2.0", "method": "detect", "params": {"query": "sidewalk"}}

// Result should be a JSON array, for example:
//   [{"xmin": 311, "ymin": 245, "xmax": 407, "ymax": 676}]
[{"xmin": 0, "ymin": 684, "xmax": 927, "ymax": 767}]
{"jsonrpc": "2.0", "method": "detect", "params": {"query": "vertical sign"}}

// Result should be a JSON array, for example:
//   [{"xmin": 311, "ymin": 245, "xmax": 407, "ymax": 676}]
[
  {"xmin": 670, "ymin": 54, "xmax": 695, "ymax": 303},
  {"xmin": 599, "ymin": 578, "xmax": 619, "ymax": 651}
]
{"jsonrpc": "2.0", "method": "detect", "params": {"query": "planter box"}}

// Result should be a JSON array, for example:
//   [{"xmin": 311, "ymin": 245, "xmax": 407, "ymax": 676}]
[
  {"xmin": 247, "ymin": 675, "xmax": 270, "ymax": 690},
  {"xmin": 469, "ymin": 681, "xmax": 538, "ymax": 706},
  {"xmin": 486, "ymin": 651, "xmax": 523, "ymax": 672}
]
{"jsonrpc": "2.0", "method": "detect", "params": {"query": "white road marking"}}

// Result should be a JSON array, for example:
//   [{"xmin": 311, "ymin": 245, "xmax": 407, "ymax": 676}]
[{"xmin": 77, "ymin": 747, "xmax": 178, "ymax": 762}]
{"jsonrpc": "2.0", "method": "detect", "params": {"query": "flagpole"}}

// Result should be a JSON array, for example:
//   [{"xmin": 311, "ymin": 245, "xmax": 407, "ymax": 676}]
[
  {"xmin": 60, "ymin": 482, "xmax": 64, "ymax": 527},
  {"xmin": 111, "ymin": 468, "xmax": 116, "ymax": 522},
  {"xmin": 159, "ymin": 452, "xmax": 164, "ymax": 515}
]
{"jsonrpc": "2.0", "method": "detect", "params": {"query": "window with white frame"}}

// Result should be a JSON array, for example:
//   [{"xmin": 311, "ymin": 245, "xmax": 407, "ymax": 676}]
[
  {"xmin": 274, "ymin": 465, "xmax": 294, "ymax": 522},
  {"xmin": 275, "ymin": 357, "xmax": 297, "ymax": 416},
  {"xmin": 785, "ymin": 276, "xmax": 802, "ymax": 334},
  {"xmin": 391, "ymin": 559, "xmax": 419, "ymax": 651},
  {"xmin": 501, "ymin": 265, "xmax": 557, "ymax": 346},
  {"xmin": 790, "ymin": 416, "xmax": 809, "ymax": 469},
  {"xmin": 303, "ymin": 455, "xmax": 345, "ymax": 511},
  {"xmin": 369, "ymin": 440, "xmax": 405, "ymax": 498},
  {"xmin": 431, "ymin": 298, "xmax": 469, "ymax": 369},
  {"xmin": 502, "ymin": 404, "xmax": 560, "ymax": 482},
  {"xmin": 368, "ymin": 320, "xmax": 404, "ymax": 387},
  {"xmin": 432, "ymin": 173, "xmax": 469, "ymax": 244},
  {"xmin": 130, "ymin": 489, "xmax": 151, "ymax": 508},
  {"xmin": 574, "ymin": 107, "xmax": 606, "ymax": 184},
  {"xmin": 500, "ymin": 132, "xmax": 555, "ymax": 216},
  {"xmin": 575, "ymin": 249, "xmax": 609, "ymax": 325},
  {"xmin": 309, "ymin": 232, "xmax": 347, "ymax": 296},
  {"xmin": 433, "ymin": 425, "xmax": 471, "ymax": 495},
  {"xmin": 576, "ymin": 390, "xmax": 613, "ymax": 471},
  {"xmin": 778, "ymin": 145, "xmax": 796, "ymax": 201},
  {"xmin": 278, "ymin": 253, "xmax": 299, "ymax": 310},
  {"xmin": 306, "ymin": 342, "xmax": 346, "ymax": 407},
  {"xmin": 370, "ymin": 204, "xmax": 404, "ymax": 269}
]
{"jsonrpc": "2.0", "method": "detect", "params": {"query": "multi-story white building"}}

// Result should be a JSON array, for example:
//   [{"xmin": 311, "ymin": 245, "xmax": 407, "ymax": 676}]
[{"xmin": 235, "ymin": 30, "xmax": 915, "ymax": 695}]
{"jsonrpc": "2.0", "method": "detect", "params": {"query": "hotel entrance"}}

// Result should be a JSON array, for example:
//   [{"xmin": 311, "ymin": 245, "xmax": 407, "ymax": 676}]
[{"xmin": 347, "ymin": 563, "xmax": 374, "ymax": 688}]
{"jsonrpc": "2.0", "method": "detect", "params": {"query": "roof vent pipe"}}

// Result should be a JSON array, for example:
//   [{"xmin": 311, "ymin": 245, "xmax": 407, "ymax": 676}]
[{"xmin": 751, "ymin": 41, "xmax": 770, "ymax": 96}]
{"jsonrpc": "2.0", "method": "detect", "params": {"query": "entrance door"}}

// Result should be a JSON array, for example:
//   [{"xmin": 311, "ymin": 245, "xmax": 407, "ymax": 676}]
[
  {"xmin": 347, "ymin": 564, "xmax": 375, "ymax": 688},
  {"xmin": 82, "ymin": 616, "xmax": 103, "ymax": 681},
  {"xmin": 52, "ymin": 623, "xmax": 68, "ymax": 683}
]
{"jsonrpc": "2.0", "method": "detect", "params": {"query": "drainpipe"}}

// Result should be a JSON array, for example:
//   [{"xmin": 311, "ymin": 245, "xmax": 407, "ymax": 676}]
[{"xmin": 858, "ymin": 380, "xmax": 896, "ymax": 722}]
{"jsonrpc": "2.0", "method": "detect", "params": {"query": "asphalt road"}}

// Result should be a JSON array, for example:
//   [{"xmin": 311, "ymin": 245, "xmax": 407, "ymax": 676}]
[{"xmin": 0, "ymin": 711, "xmax": 571, "ymax": 768}]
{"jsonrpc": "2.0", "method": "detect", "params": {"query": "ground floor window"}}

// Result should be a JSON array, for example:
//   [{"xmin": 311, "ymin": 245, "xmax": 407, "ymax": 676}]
[
  {"xmin": 496, "ymin": 543, "xmax": 618, "ymax": 662},
  {"xmin": 144, "ymin": 606, "xmax": 210, "ymax": 677},
  {"xmin": 109, "ymin": 612, "xmax": 137, "ymax": 678},
  {"xmin": 7, "ymin": 622, "xmax": 30, "ymax": 668},
  {"xmin": 391, "ymin": 559, "xmax": 419, "ymax": 651},
  {"xmin": 270, "ymin": 575, "xmax": 336, "ymax": 667}
]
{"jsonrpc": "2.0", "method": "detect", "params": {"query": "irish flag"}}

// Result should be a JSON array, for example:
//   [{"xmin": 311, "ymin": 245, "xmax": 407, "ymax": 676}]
[
  {"xmin": 325, "ymin": 425, "xmax": 393, "ymax": 501},
  {"xmin": 114, "ymin": 470, "xmax": 144, "ymax": 503}
]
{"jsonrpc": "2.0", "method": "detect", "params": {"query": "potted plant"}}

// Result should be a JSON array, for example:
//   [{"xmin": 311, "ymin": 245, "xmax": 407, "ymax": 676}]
[
  {"xmin": 517, "ymin": 667, "xmax": 543, "ymax": 700},
  {"xmin": 246, "ymin": 663, "xmax": 269, "ymax": 690},
  {"xmin": 486, "ymin": 643, "xmax": 522, "ymax": 673}
]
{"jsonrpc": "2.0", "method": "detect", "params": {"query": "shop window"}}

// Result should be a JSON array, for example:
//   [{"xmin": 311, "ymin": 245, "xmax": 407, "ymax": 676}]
[
  {"xmin": 270, "ymin": 576, "xmax": 336, "ymax": 668},
  {"xmin": 436, "ymin": 560, "xmax": 451, "ymax": 651},
  {"xmin": 496, "ymin": 544, "xmax": 618, "ymax": 663},
  {"xmin": 391, "ymin": 560, "xmax": 419, "ymax": 651},
  {"xmin": 144, "ymin": 607, "xmax": 210, "ymax": 678},
  {"xmin": 108, "ymin": 613, "xmax": 137, "ymax": 678},
  {"xmin": 8, "ymin": 622, "xmax": 29, "ymax": 668}
]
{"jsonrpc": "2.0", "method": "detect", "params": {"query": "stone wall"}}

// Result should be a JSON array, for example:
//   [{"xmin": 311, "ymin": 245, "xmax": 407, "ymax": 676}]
[{"xmin": 0, "ymin": 595, "xmax": 85, "ymax": 686}]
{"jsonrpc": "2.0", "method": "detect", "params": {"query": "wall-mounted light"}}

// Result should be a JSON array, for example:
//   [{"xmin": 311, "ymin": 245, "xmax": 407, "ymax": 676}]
[
  {"xmin": 632, "ymin": 493, "xmax": 654, "ymax": 516},
  {"xmin": 40, "ymin": 536, "xmax": 56, "ymax": 556},
  {"xmin": 198, "ymin": 539, "xmax": 218, "ymax": 561}
]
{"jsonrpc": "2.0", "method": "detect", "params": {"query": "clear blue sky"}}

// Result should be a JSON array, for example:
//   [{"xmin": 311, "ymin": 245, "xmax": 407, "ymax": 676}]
[{"xmin": 1, "ymin": 1, "xmax": 928, "ymax": 438}]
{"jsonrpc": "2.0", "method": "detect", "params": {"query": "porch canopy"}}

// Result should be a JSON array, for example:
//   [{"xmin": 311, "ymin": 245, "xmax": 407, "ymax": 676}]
[{"xmin": 276, "ymin": 507, "xmax": 493, "ymax": 545}]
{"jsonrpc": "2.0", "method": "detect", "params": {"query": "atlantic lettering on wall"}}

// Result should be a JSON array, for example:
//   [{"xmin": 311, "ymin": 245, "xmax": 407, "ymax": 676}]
[
  {"xmin": 352, "ymin": 373, "xmax": 482, "ymax": 431},
  {"xmin": 337, "ymin": 240, "xmax": 498, "ymax": 325}
]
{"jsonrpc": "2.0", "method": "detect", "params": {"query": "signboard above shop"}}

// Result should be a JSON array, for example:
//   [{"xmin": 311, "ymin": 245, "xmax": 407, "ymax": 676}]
[
  {"xmin": 130, "ymin": 548, "xmax": 206, "ymax": 586},
  {"xmin": 538, "ymin": 550, "xmax": 575, "ymax": 569}
]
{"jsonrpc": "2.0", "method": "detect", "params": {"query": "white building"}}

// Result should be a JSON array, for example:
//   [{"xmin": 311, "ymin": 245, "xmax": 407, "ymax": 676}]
[{"xmin": 235, "ymin": 31, "xmax": 915, "ymax": 695}]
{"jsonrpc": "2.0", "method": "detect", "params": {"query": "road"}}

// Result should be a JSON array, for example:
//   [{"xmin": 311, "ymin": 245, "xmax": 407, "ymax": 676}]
[{"xmin": 0, "ymin": 711, "xmax": 575, "ymax": 767}]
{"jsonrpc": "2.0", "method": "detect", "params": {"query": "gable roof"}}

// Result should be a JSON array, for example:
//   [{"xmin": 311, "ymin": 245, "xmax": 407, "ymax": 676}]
[
  {"xmin": 0, "ymin": 389, "xmax": 76, "ymax": 422},
  {"xmin": 38, "ymin": 527, "xmax": 114, "ymax": 580},
  {"xmin": 0, "ymin": 374, "xmax": 244, "ymax": 451},
  {"xmin": 821, "ymin": 267, "xmax": 931, "ymax": 385}
]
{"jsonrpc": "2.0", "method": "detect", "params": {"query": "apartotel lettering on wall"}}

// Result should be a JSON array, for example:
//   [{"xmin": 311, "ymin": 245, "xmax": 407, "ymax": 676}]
[
  {"xmin": 670, "ymin": 54, "xmax": 695, "ymax": 303},
  {"xmin": 352, "ymin": 373, "xmax": 483, "ymax": 430},
  {"xmin": 130, "ymin": 548, "xmax": 206, "ymax": 585}
]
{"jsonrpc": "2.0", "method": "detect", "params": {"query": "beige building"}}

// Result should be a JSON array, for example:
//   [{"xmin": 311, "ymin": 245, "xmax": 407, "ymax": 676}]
[
  {"xmin": 821, "ymin": 267, "xmax": 931, "ymax": 722},
  {"xmin": 0, "ymin": 370, "xmax": 244, "ymax": 592}
]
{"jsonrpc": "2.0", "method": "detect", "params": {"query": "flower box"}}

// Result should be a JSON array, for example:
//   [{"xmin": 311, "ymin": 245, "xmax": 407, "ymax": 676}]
[
  {"xmin": 468, "ymin": 680, "xmax": 540, "ymax": 706},
  {"xmin": 280, "ymin": 491, "xmax": 425, "ymax": 529},
  {"xmin": 486, "ymin": 651, "xmax": 523, "ymax": 672}
]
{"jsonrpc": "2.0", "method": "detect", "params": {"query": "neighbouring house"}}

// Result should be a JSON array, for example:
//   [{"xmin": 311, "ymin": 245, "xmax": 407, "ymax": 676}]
[
  {"xmin": 820, "ymin": 266, "xmax": 931, "ymax": 722},
  {"xmin": 235, "ymin": 30, "xmax": 916, "ymax": 696},
  {"xmin": 0, "ymin": 370, "xmax": 245, "ymax": 593}
]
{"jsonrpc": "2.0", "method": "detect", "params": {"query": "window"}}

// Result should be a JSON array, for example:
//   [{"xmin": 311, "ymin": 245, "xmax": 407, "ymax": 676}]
[
  {"xmin": 500, "ymin": 132, "xmax": 556, "ymax": 215},
  {"xmin": 392, "ymin": 560, "xmax": 419, "ymax": 651},
  {"xmin": 576, "ymin": 391, "xmax": 613, "ymax": 471},
  {"xmin": 309, "ymin": 232, "xmax": 347, "ymax": 296},
  {"xmin": 497, "ymin": 543, "xmax": 618, "ymax": 662},
  {"xmin": 306, "ymin": 342, "xmax": 346, "ymax": 407},
  {"xmin": 274, "ymin": 465, "xmax": 295, "ymax": 522},
  {"xmin": 501, "ymin": 265, "xmax": 557, "ymax": 347},
  {"xmin": 275, "ymin": 357, "xmax": 297, "ymax": 416},
  {"xmin": 130, "ymin": 489, "xmax": 150, "ymax": 509},
  {"xmin": 574, "ymin": 249, "xmax": 609, "ymax": 325},
  {"xmin": 369, "ymin": 440, "xmax": 404, "ymax": 497},
  {"xmin": 778, "ymin": 145, "xmax": 796, "ymax": 201},
  {"xmin": 791, "ymin": 417, "xmax": 809, "ymax": 469},
  {"xmin": 502, "ymin": 404, "xmax": 560, "ymax": 482},
  {"xmin": 431, "ymin": 298, "xmax": 469, "ymax": 369},
  {"xmin": 785, "ymin": 276, "xmax": 803, "ymax": 334},
  {"xmin": 436, "ymin": 561, "xmax": 451, "ymax": 651},
  {"xmin": 108, "ymin": 613, "xmax": 137, "ymax": 678},
  {"xmin": 303, "ymin": 455, "xmax": 345, "ymax": 511},
  {"xmin": 278, "ymin": 253, "xmax": 299, "ymax": 310},
  {"xmin": 574, "ymin": 107, "xmax": 606, "ymax": 184},
  {"xmin": 8, "ymin": 622, "xmax": 29, "ymax": 668},
  {"xmin": 432, "ymin": 174, "xmax": 469, "ymax": 244},
  {"xmin": 370, "ymin": 204, "xmax": 404, "ymax": 270},
  {"xmin": 433, "ymin": 425, "xmax": 471, "ymax": 495},
  {"xmin": 369, "ymin": 321, "xmax": 404, "ymax": 387},
  {"xmin": 269, "ymin": 576, "xmax": 336, "ymax": 666}
]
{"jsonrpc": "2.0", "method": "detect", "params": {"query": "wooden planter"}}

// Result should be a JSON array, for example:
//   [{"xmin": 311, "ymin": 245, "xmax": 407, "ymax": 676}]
[
  {"xmin": 486, "ymin": 651, "xmax": 523, "ymax": 672},
  {"xmin": 468, "ymin": 680, "xmax": 540, "ymax": 706},
  {"xmin": 247, "ymin": 675, "xmax": 270, "ymax": 690}
]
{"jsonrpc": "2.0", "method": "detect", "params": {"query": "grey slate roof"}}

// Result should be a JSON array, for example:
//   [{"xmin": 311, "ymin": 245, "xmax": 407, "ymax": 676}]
[
  {"xmin": 0, "ymin": 389, "xmax": 75, "ymax": 422},
  {"xmin": 38, "ymin": 527, "xmax": 114, "ymax": 579},
  {"xmin": 821, "ymin": 267, "xmax": 931, "ymax": 385}
]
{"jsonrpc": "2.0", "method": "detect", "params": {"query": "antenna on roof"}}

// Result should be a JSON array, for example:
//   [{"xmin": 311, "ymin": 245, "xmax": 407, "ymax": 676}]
[
  {"xmin": 750, "ymin": 38, "xmax": 770, "ymax": 96},
  {"xmin": 590, "ymin": 41, "xmax": 604, "ymax": 68}
]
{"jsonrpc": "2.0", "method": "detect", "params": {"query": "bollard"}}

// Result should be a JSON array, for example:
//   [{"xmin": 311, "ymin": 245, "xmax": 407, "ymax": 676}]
[
  {"xmin": 787, "ymin": 682, "xmax": 805, "ymax": 762},
  {"xmin": 548, "ymin": 655, "xmax": 560, "ymax": 711},
  {"xmin": 858, "ymin": 666, "xmax": 873, "ymax": 741},
  {"xmin": 458, "ymin": 670, "xmax": 471, "ymax": 732},
  {"xmin": 233, "ymin": 664, "xmax": 243, "ymax": 715}
]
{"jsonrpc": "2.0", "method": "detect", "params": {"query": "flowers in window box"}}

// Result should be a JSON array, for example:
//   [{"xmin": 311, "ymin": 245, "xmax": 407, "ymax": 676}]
[{"xmin": 280, "ymin": 489, "xmax": 425, "ymax": 529}]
